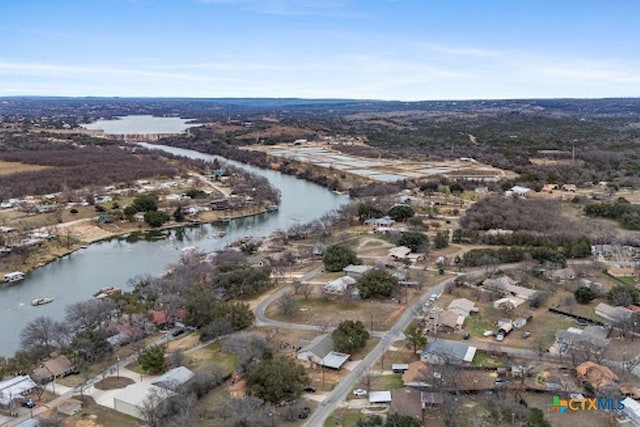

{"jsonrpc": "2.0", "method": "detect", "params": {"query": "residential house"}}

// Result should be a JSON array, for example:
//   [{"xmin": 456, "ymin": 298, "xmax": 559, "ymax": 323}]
[
  {"xmin": 555, "ymin": 326, "xmax": 610, "ymax": 351},
  {"xmin": 420, "ymin": 340, "xmax": 476, "ymax": 364},
  {"xmin": 438, "ymin": 310, "xmax": 461, "ymax": 331},
  {"xmin": 32, "ymin": 355, "xmax": 75, "ymax": 383},
  {"xmin": 151, "ymin": 366, "xmax": 195, "ymax": 391},
  {"xmin": 149, "ymin": 308, "xmax": 188, "ymax": 329},
  {"xmin": 562, "ymin": 184, "xmax": 577, "ymax": 192},
  {"xmin": 483, "ymin": 276, "xmax": 537, "ymax": 300},
  {"xmin": 447, "ymin": 298, "xmax": 478, "ymax": 318},
  {"xmin": 595, "ymin": 303, "xmax": 633, "ymax": 323},
  {"xmin": 542, "ymin": 184, "xmax": 558, "ymax": 193},
  {"xmin": 113, "ymin": 382, "xmax": 171, "ymax": 420},
  {"xmin": 622, "ymin": 397, "xmax": 640, "ymax": 426},
  {"xmin": 389, "ymin": 388, "xmax": 424, "ymax": 422},
  {"xmin": 0, "ymin": 376, "xmax": 37, "ymax": 407},
  {"xmin": 506, "ymin": 185, "xmax": 530, "ymax": 197},
  {"xmin": 323, "ymin": 276, "xmax": 357, "ymax": 295},
  {"xmin": 607, "ymin": 265, "xmax": 636, "ymax": 278},
  {"xmin": 364, "ymin": 216, "xmax": 396, "ymax": 228},
  {"xmin": 343, "ymin": 264, "xmax": 374, "ymax": 279},
  {"xmin": 388, "ymin": 246, "xmax": 412, "ymax": 260},
  {"xmin": 402, "ymin": 361, "xmax": 434, "ymax": 389},
  {"xmin": 493, "ymin": 297, "xmax": 524, "ymax": 310},
  {"xmin": 546, "ymin": 268, "xmax": 577, "ymax": 282},
  {"xmin": 297, "ymin": 334, "xmax": 351, "ymax": 369}
]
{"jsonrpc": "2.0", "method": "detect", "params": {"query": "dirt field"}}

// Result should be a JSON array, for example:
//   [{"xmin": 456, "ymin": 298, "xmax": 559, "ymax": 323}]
[
  {"xmin": 0, "ymin": 160, "xmax": 50, "ymax": 175},
  {"xmin": 246, "ymin": 142, "xmax": 516, "ymax": 184},
  {"xmin": 266, "ymin": 296, "xmax": 411, "ymax": 331}
]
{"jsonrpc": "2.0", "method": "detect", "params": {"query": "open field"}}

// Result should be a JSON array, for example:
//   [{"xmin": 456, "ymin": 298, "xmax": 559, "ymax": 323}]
[
  {"xmin": 246, "ymin": 143, "xmax": 516, "ymax": 183},
  {"xmin": 266, "ymin": 295, "xmax": 410, "ymax": 331},
  {"xmin": 0, "ymin": 160, "xmax": 51, "ymax": 175}
]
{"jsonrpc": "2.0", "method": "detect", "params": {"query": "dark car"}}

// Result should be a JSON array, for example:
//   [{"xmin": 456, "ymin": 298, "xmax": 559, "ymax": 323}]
[
  {"xmin": 299, "ymin": 407, "xmax": 311, "ymax": 419},
  {"xmin": 303, "ymin": 385, "xmax": 317, "ymax": 393},
  {"xmin": 21, "ymin": 399, "xmax": 35, "ymax": 408},
  {"xmin": 171, "ymin": 328, "xmax": 185, "ymax": 337}
]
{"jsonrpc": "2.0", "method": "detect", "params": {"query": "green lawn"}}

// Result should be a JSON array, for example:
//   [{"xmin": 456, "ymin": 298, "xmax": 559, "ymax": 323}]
[{"xmin": 472, "ymin": 350, "xmax": 507, "ymax": 367}]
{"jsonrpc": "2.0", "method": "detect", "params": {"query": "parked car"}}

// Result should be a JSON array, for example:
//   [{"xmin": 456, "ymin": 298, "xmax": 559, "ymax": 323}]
[
  {"xmin": 298, "ymin": 407, "xmax": 311, "ymax": 419},
  {"xmin": 463, "ymin": 332, "xmax": 470, "ymax": 340},
  {"xmin": 21, "ymin": 399, "xmax": 35, "ymax": 408},
  {"xmin": 496, "ymin": 333, "xmax": 505, "ymax": 342},
  {"xmin": 523, "ymin": 331, "xmax": 531, "ymax": 339},
  {"xmin": 303, "ymin": 385, "xmax": 317, "ymax": 393},
  {"xmin": 171, "ymin": 328, "xmax": 186, "ymax": 337},
  {"xmin": 353, "ymin": 389, "xmax": 367, "ymax": 397},
  {"xmin": 483, "ymin": 331, "xmax": 495, "ymax": 337}
]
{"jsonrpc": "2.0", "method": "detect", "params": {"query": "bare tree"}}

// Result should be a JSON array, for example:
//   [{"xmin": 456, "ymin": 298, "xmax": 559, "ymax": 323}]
[
  {"xmin": 20, "ymin": 316, "xmax": 69, "ymax": 353},
  {"xmin": 277, "ymin": 293, "xmax": 297, "ymax": 317},
  {"xmin": 214, "ymin": 395, "xmax": 272, "ymax": 427},
  {"xmin": 65, "ymin": 298, "xmax": 116, "ymax": 331}
]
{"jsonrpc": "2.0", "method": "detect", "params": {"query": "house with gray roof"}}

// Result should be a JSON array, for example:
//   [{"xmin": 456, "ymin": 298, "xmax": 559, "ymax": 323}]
[
  {"xmin": 420, "ymin": 340, "xmax": 476, "ymax": 364},
  {"xmin": 343, "ymin": 264, "xmax": 374, "ymax": 279},
  {"xmin": 595, "ymin": 302, "xmax": 633, "ymax": 323},
  {"xmin": 151, "ymin": 366, "xmax": 195, "ymax": 391},
  {"xmin": 297, "ymin": 334, "xmax": 350, "ymax": 370}
]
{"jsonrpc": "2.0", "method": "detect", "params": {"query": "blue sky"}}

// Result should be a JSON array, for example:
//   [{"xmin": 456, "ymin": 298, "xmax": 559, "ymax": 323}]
[{"xmin": 1, "ymin": 0, "xmax": 639, "ymax": 100}]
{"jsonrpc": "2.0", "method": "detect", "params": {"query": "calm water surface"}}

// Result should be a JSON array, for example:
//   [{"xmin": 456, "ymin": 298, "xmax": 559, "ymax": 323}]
[{"xmin": 0, "ymin": 118, "xmax": 349, "ymax": 356}]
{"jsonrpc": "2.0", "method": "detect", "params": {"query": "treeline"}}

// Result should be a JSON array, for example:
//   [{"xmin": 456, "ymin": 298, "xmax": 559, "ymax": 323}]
[
  {"xmin": 461, "ymin": 247, "xmax": 567, "ymax": 267},
  {"xmin": 584, "ymin": 198, "xmax": 640, "ymax": 230},
  {"xmin": 459, "ymin": 197, "xmax": 571, "ymax": 233},
  {"xmin": 0, "ymin": 147, "xmax": 177, "ymax": 198},
  {"xmin": 452, "ymin": 229, "xmax": 592, "ymax": 258}
]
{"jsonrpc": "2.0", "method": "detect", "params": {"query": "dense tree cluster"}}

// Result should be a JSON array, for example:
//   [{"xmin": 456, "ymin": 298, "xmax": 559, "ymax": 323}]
[
  {"xmin": 323, "ymin": 244, "xmax": 358, "ymax": 272},
  {"xmin": 462, "ymin": 247, "xmax": 566, "ymax": 267},
  {"xmin": 357, "ymin": 270, "xmax": 399, "ymax": 299},
  {"xmin": 397, "ymin": 231, "xmax": 428, "ymax": 252},
  {"xmin": 245, "ymin": 356, "xmax": 310, "ymax": 403},
  {"xmin": 332, "ymin": 320, "xmax": 370, "ymax": 353},
  {"xmin": 584, "ymin": 199, "xmax": 640, "ymax": 230},
  {"xmin": 0, "ymin": 143, "xmax": 178, "ymax": 198}
]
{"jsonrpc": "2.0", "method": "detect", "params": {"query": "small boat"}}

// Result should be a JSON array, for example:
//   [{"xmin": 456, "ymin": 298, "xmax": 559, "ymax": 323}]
[
  {"xmin": 181, "ymin": 245, "xmax": 198, "ymax": 254},
  {"xmin": 4, "ymin": 271, "xmax": 25, "ymax": 284},
  {"xmin": 266, "ymin": 204, "xmax": 279, "ymax": 212},
  {"xmin": 32, "ymin": 297, "xmax": 54, "ymax": 306},
  {"xmin": 93, "ymin": 286, "xmax": 121, "ymax": 298}
]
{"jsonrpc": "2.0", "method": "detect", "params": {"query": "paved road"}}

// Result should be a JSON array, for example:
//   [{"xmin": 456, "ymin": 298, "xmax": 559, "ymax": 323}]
[{"xmin": 302, "ymin": 275, "xmax": 458, "ymax": 427}]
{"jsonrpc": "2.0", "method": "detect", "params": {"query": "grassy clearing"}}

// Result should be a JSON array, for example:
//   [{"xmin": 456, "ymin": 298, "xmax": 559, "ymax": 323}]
[
  {"xmin": 0, "ymin": 160, "xmax": 51, "ymax": 175},
  {"xmin": 185, "ymin": 342, "xmax": 238, "ymax": 374},
  {"xmin": 472, "ymin": 351, "xmax": 507, "ymax": 367}
]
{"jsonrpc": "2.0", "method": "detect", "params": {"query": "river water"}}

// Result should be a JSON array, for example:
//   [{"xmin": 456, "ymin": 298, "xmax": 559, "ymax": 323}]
[{"xmin": 0, "ymin": 138, "xmax": 349, "ymax": 356}]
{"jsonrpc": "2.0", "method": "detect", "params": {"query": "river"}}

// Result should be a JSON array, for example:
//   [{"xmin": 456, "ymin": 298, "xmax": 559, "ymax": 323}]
[{"xmin": 0, "ymin": 142, "xmax": 349, "ymax": 356}]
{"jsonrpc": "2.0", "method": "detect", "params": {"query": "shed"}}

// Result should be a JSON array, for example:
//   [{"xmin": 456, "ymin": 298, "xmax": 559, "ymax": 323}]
[
  {"xmin": 58, "ymin": 398, "xmax": 82, "ymax": 416},
  {"xmin": 369, "ymin": 391, "xmax": 392, "ymax": 404},
  {"xmin": 391, "ymin": 364, "xmax": 410, "ymax": 373}
]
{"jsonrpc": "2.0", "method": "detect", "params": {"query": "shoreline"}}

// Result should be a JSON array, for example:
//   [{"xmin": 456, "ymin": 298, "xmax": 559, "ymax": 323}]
[{"xmin": 11, "ymin": 206, "xmax": 270, "ymax": 277}]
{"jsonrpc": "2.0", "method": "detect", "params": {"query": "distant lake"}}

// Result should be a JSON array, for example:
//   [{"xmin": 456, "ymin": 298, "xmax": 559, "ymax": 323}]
[{"xmin": 82, "ymin": 115, "xmax": 198, "ymax": 135}]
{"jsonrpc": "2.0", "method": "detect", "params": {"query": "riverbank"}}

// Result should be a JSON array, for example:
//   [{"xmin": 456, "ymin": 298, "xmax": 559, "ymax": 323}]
[{"xmin": 2, "ymin": 205, "xmax": 269, "ymax": 278}]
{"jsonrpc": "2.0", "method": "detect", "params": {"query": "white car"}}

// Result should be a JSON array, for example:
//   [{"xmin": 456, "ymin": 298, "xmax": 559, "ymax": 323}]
[{"xmin": 353, "ymin": 389, "xmax": 368, "ymax": 397}]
